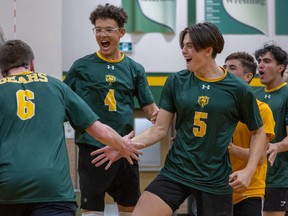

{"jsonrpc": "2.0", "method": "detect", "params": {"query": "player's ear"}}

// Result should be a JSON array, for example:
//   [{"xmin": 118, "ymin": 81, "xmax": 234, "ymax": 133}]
[
  {"xmin": 204, "ymin": 47, "xmax": 213, "ymax": 57},
  {"xmin": 245, "ymin": 72, "xmax": 253, "ymax": 83},
  {"xmin": 119, "ymin": 28, "xmax": 126, "ymax": 38},
  {"xmin": 279, "ymin": 64, "xmax": 285, "ymax": 73},
  {"xmin": 1, "ymin": 70, "xmax": 7, "ymax": 78},
  {"xmin": 30, "ymin": 59, "xmax": 35, "ymax": 72}
]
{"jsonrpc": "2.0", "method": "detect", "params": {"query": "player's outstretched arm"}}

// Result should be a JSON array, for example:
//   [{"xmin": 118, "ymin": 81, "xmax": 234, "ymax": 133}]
[
  {"xmin": 91, "ymin": 131, "xmax": 144, "ymax": 170},
  {"xmin": 91, "ymin": 109, "xmax": 174, "ymax": 169}
]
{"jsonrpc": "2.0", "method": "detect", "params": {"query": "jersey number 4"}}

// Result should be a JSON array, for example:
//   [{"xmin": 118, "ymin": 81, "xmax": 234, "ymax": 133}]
[
  {"xmin": 104, "ymin": 89, "xmax": 116, "ymax": 111},
  {"xmin": 16, "ymin": 90, "xmax": 35, "ymax": 120}
]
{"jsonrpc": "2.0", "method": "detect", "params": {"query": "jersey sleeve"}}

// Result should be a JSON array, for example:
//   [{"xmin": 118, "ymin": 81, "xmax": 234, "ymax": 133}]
[
  {"xmin": 134, "ymin": 65, "xmax": 155, "ymax": 107},
  {"xmin": 159, "ymin": 74, "xmax": 176, "ymax": 113},
  {"xmin": 63, "ymin": 61, "xmax": 79, "ymax": 90},
  {"xmin": 239, "ymin": 87, "xmax": 263, "ymax": 131},
  {"xmin": 64, "ymin": 84, "xmax": 99, "ymax": 130},
  {"xmin": 285, "ymin": 97, "xmax": 288, "ymax": 126}
]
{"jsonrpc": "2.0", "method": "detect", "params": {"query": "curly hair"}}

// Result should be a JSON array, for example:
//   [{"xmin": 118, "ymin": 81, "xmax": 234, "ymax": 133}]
[
  {"xmin": 89, "ymin": 3, "xmax": 128, "ymax": 28},
  {"xmin": 254, "ymin": 43, "xmax": 288, "ymax": 75}
]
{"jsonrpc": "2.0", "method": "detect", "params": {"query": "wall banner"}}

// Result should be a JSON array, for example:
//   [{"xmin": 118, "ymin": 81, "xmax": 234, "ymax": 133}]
[
  {"xmin": 275, "ymin": 0, "xmax": 288, "ymax": 35},
  {"xmin": 205, "ymin": 0, "xmax": 268, "ymax": 35},
  {"xmin": 122, "ymin": 0, "xmax": 176, "ymax": 33},
  {"xmin": 188, "ymin": 0, "xmax": 196, "ymax": 26}
]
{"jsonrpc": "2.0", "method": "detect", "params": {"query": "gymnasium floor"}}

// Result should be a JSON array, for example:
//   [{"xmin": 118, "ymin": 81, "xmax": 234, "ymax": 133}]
[
  {"xmin": 75, "ymin": 203, "xmax": 117, "ymax": 216},
  {"xmin": 75, "ymin": 201, "xmax": 191, "ymax": 216},
  {"xmin": 75, "ymin": 192, "xmax": 191, "ymax": 215}
]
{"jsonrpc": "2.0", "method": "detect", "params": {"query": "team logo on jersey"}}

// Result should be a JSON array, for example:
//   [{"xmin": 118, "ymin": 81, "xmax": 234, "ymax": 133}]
[
  {"xmin": 107, "ymin": 65, "xmax": 115, "ymax": 70},
  {"xmin": 264, "ymin": 94, "xmax": 271, "ymax": 99},
  {"xmin": 198, "ymin": 96, "xmax": 210, "ymax": 108},
  {"xmin": 106, "ymin": 75, "xmax": 116, "ymax": 85}
]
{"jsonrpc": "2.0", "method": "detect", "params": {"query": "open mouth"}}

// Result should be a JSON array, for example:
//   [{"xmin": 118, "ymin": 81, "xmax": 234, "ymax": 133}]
[{"xmin": 101, "ymin": 40, "xmax": 110, "ymax": 48}]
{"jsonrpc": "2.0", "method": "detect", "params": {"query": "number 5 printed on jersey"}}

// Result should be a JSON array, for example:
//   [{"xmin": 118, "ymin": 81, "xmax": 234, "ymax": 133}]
[{"xmin": 193, "ymin": 111, "xmax": 208, "ymax": 137}]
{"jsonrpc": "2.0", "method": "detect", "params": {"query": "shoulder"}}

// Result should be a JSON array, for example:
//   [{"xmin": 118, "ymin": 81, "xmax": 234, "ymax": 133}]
[
  {"xmin": 254, "ymin": 86, "xmax": 265, "ymax": 93},
  {"xmin": 225, "ymin": 72, "xmax": 248, "ymax": 87},
  {"xmin": 72, "ymin": 53, "xmax": 97, "ymax": 66},
  {"xmin": 162, "ymin": 70, "xmax": 192, "ymax": 90},
  {"xmin": 66, "ymin": 53, "xmax": 98, "ymax": 78},
  {"xmin": 45, "ymin": 74, "xmax": 67, "ymax": 87},
  {"xmin": 123, "ymin": 55, "xmax": 145, "ymax": 70},
  {"xmin": 34, "ymin": 73, "xmax": 73, "ymax": 96},
  {"xmin": 281, "ymin": 83, "xmax": 288, "ymax": 92},
  {"xmin": 74, "ymin": 53, "xmax": 97, "ymax": 63},
  {"xmin": 167, "ymin": 69, "xmax": 191, "ymax": 81}
]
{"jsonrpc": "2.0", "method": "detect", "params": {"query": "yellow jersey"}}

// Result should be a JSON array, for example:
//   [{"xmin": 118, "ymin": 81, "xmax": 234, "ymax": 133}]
[{"xmin": 230, "ymin": 100, "xmax": 275, "ymax": 204}]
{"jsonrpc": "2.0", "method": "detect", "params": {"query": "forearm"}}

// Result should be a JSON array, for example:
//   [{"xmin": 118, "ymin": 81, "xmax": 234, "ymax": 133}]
[
  {"xmin": 273, "ymin": 136, "xmax": 288, "ymax": 153},
  {"xmin": 132, "ymin": 109, "xmax": 173, "ymax": 149},
  {"xmin": 230, "ymin": 137, "xmax": 268, "ymax": 165},
  {"xmin": 132, "ymin": 123, "xmax": 168, "ymax": 149},
  {"xmin": 229, "ymin": 143, "xmax": 249, "ymax": 161},
  {"xmin": 246, "ymin": 127, "xmax": 266, "ymax": 173},
  {"xmin": 86, "ymin": 121, "xmax": 124, "ymax": 152}
]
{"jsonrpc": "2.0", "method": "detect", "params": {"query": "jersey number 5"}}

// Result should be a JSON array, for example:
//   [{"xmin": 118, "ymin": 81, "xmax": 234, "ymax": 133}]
[
  {"xmin": 16, "ymin": 90, "xmax": 35, "ymax": 120},
  {"xmin": 193, "ymin": 111, "xmax": 208, "ymax": 137}
]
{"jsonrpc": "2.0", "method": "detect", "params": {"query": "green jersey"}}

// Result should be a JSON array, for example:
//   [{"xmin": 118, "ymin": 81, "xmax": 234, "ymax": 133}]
[
  {"xmin": 254, "ymin": 83, "xmax": 288, "ymax": 187},
  {"xmin": 160, "ymin": 69, "xmax": 263, "ymax": 195},
  {"xmin": 0, "ymin": 71, "xmax": 98, "ymax": 204},
  {"xmin": 64, "ymin": 52, "xmax": 154, "ymax": 147}
]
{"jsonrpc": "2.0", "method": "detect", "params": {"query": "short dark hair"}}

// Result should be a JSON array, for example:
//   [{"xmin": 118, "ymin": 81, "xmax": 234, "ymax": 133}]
[
  {"xmin": 89, "ymin": 3, "xmax": 128, "ymax": 28},
  {"xmin": 179, "ymin": 22, "xmax": 224, "ymax": 58},
  {"xmin": 254, "ymin": 43, "xmax": 288, "ymax": 75},
  {"xmin": 0, "ymin": 39, "xmax": 34, "ymax": 74},
  {"xmin": 225, "ymin": 52, "xmax": 257, "ymax": 76}
]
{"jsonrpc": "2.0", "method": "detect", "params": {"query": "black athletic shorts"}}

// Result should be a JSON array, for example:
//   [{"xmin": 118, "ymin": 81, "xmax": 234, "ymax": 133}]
[
  {"xmin": 0, "ymin": 202, "xmax": 77, "ymax": 216},
  {"xmin": 78, "ymin": 144, "xmax": 141, "ymax": 211},
  {"xmin": 145, "ymin": 174, "xmax": 233, "ymax": 215},
  {"xmin": 263, "ymin": 187, "xmax": 288, "ymax": 212},
  {"xmin": 233, "ymin": 197, "xmax": 263, "ymax": 216}
]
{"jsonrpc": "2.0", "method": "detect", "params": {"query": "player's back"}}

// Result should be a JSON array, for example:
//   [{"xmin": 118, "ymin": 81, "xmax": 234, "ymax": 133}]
[
  {"xmin": 0, "ymin": 72, "xmax": 66, "ymax": 142},
  {"xmin": 0, "ymin": 71, "xmax": 77, "ymax": 204}
]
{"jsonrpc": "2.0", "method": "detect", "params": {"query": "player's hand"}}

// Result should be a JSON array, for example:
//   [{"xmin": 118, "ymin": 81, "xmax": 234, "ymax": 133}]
[
  {"xmin": 229, "ymin": 168, "xmax": 253, "ymax": 192},
  {"xmin": 120, "ymin": 131, "xmax": 144, "ymax": 164},
  {"xmin": 90, "ymin": 131, "xmax": 144, "ymax": 170},
  {"xmin": 91, "ymin": 146, "xmax": 122, "ymax": 170},
  {"xmin": 228, "ymin": 141, "xmax": 235, "ymax": 154},
  {"xmin": 150, "ymin": 109, "xmax": 159, "ymax": 124},
  {"xmin": 267, "ymin": 143, "xmax": 278, "ymax": 167}
]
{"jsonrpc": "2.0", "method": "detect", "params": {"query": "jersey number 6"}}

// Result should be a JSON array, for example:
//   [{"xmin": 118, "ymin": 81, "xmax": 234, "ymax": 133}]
[{"xmin": 16, "ymin": 90, "xmax": 35, "ymax": 120}]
